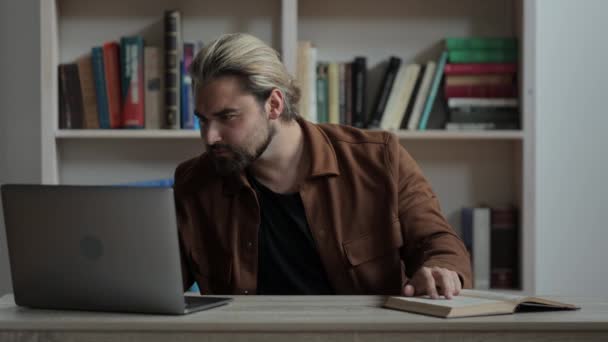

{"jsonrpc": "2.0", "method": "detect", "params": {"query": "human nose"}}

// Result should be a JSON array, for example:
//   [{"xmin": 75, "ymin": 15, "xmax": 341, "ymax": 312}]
[{"xmin": 202, "ymin": 120, "xmax": 222, "ymax": 145}]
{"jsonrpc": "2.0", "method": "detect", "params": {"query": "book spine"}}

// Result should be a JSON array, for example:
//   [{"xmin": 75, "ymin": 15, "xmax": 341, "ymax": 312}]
[
  {"xmin": 445, "ymin": 74, "xmax": 514, "ymax": 86},
  {"xmin": 181, "ymin": 43, "xmax": 195, "ymax": 129},
  {"xmin": 144, "ymin": 46, "xmax": 163, "ymax": 129},
  {"xmin": 352, "ymin": 57, "xmax": 366, "ymax": 128},
  {"xmin": 407, "ymin": 61, "xmax": 436, "ymax": 130},
  {"xmin": 59, "ymin": 63, "xmax": 85, "ymax": 129},
  {"xmin": 344, "ymin": 62, "xmax": 353, "ymax": 126},
  {"xmin": 449, "ymin": 109, "xmax": 519, "ymax": 123},
  {"xmin": 76, "ymin": 55, "xmax": 100, "ymax": 129},
  {"xmin": 472, "ymin": 208, "xmax": 491, "ymax": 289},
  {"xmin": 448, "ymin": 98, "xmax": 519, "ymax": 108},
  {"xmin": 448, "ymin": 49, "xmax": 518, "ymax": 63},
  {"xmin": 91, "ymin": 47, "xmax": 110, "ymax": 129},
  {"xmin": 338, "ymin": 63, "xmax": 346, "ymax": 124},
  {"xmin": 164, "ymin": 10, "xmax": 182, "ymax": 129},
  {"xmin": 445, "ymin": 37, "xmax": 517, "ymax": 50},
  {"xmin": 327, "ymin": 62, "xmax": 339, "ymax": 124},
  {"xmin": 418, "ymin": 51, "xmax": 448, "ymax": 130},
  {"xmin": 444, "ymin": 84, "xmax": 518, "ymax": 98},
  {"xmin": 120, "ymin": 36, "xmax": 145, "ymax": 128},
  {"xmin": 102, "ymin": 42, "xmax": 122, "ymax": 128},
  {"xmin": 316, "ymin": 63, "xmax": 329, "ymax": 124},
  {"xmin": 367, "ymin": 56, "xmax": 401, "ymax": 128},
  {"xmin": 444, "ymin": 63, "xmax": 518, "ymax": 74},
  {"xmin": 490, "ymin": 206, "xmax": 519, "ymax": 289},
  {"xmin": 308, "ymin": 46, "xmax": 318, "ymax": 123},
  {"xmin": 296, "ymin": 41, "xmax": 311, "ymax": 120}
]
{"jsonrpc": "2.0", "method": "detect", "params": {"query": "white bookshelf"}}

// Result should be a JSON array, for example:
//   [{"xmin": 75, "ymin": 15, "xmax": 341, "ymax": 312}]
[{"xmin": 40, "ymin": 0, "xmax": 533, "ymax": 295}]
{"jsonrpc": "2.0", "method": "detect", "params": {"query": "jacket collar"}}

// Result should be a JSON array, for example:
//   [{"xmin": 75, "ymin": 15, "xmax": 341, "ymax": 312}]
[{"xmin": 222, "ymin": 118, "xmax": 340, "ymax": 196}]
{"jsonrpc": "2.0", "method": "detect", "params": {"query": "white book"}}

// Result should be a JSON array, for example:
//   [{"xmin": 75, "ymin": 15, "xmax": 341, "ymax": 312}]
[
  {"xmin": 380, "ymin": 63, "xmax": 421, "ymax": 130},
  {"xmin": 144, "ymin": 46, "xmax": 163, "ymax": 129},
  {"xmin": 407, "ymin": 61, "xmax": 436, "ymax": 130},
  {"xmin": 296, "ymin": 41, "xmax": 312, "ymax": 120},
  {"xmin": 448, "ymin": 98, "xmax": 519, "ymax": 108},
  {"xmin": 308, "ymin": 46, "xmax": 318, "ymax": 123},
  {"xmin": 473, "ymin": 208, "xmax": 491, "ymax": 289}
]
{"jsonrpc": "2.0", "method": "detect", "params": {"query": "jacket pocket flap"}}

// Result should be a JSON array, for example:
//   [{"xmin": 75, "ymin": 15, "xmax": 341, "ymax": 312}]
[{"xmin": 343, "ymin": 232, "xmax": 400, "ymax": 267}]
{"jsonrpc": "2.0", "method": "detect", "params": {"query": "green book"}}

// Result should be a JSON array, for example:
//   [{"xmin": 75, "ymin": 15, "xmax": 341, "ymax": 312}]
[
  {"xmin": 448, "ymin": 49, "xmax": 518, "ymax": 63},
  {"xmin": 446, "ymin": 37, "xmax": 517, "ymax": 50},
  {"xmin": 316, "ymin": 63, "xmax": 329, "ymax": 123}
]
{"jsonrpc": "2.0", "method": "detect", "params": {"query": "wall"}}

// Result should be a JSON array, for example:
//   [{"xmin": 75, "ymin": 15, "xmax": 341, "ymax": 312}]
[
  {"xmin": 0, "ymin": 0, "xmax": 41, "ymax": 295},
  {"xmin": 534, "ymin": 0, "xmax": 608, "ymax": 296}
]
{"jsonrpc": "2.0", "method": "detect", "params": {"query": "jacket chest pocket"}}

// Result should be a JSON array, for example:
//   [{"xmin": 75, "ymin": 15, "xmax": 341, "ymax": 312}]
[{"xmin": 343, "ymin": 221, "xmax": 404, "ymax": 294}]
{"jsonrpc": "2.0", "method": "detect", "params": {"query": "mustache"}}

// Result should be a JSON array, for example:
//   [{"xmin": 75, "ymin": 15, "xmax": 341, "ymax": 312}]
[{"xmin": 209, "ymin": 144, "xmax": 233, "ymax": 153}]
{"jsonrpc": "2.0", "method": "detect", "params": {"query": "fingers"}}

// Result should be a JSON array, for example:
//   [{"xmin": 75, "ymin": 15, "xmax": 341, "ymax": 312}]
[
  {"xmin": 404, "ymin": 267, "xmax": 463, "ymax": 299},
  {"xmin": 432, "ymin": 268, "xmax": 454, "ymax": 299},
  {"xmin": 403, "ymin": 284, "xmax": 415, "ymax": 297}
]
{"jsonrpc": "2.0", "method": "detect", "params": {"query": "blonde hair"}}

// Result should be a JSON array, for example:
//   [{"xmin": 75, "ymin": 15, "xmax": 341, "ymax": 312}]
[{"xmin": 189, "ymin": 33, "xmax": 300, "ymax": 121}]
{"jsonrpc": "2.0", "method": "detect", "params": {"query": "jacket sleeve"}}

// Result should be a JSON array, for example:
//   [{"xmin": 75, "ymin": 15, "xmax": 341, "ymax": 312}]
[
  {"xmin": 387, "ymin": 133, "xmax": 473, "ymax": 288},
  {"xmin": 173, "ymin": 161, "xmax": 211, "ymax": 293}
]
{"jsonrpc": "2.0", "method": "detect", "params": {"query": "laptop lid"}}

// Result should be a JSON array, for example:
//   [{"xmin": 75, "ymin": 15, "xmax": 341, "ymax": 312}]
[{"xmin": 0, "ymin": 184, "xmax": 216, "ymax": 315}]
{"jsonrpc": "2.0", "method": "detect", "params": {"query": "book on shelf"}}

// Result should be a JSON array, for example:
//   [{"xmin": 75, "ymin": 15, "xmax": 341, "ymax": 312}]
[
  {"xmin": 120, "ymin": 36, "xmax": 145, "ymax": 128},
  {"xmin": 181, "ymin": 42, "xmax": 195, "ymax": 129},
  {"xmin": 445, "ymin": 37, "xmax": 518, "ymax": 50},
  {"xmin": 75, "ymin": 55, "xmax": 100, "ymax": 129},
  {"xmin": 297, "ymin": 41, "xmax": 317, "ymax": 123},
  {"xmin": 144, "ymin": 46, "xmax": 163, "ymax": 129},
  {"xmin": 418, "ymin": 51, "xmax": 448, "ymax": 130},
  {"xmin": 91, "ymin": 47, "xmax": 111, "ymax": 129},
  {"xmin": 406, "ymin": 61, "xmax": 436, "ymax": 130},
  {"xmin": 445, "ymin": 122, "xmax": 519, "ymax": 131},
  {"xmin": 379, "ymin": 63, "xmax": 420, "ymax": 130},
  {"xmin": 461, "ymin": 207, "xmax": 491, "ymax": 289},
  {"xmin": 383, "ymin": 289, "xmax": 579, "ymax": 319},
  {"xmin": 102, "ymin": 41, "xmax": 122, "ymax": 129},
  {"xmin": 58, "ymin": 63, "xmax": 84, "ymax": 129},
  {"xmin": 448, "ymin": 49, "xmax": 518, "ymax": 63},
  {"xmin": 491, "ymin": 206, "xmax": 520, "ymax": 289},
  {"xmin": 351, "ymin": 57, "xmax": 367, "ymax": 128},
  {"xmin": 316, "ymin": 63, "xmax": 329, "ymax": 124},
  {"xmin": 164, "ymin": 9, "xmax": 182, "ymax": 129},
  {"xmin": 444, "ymin": 63, "xmax": 517, "ymax": 75},
  {"xmin": 367, "ymin": 56, "xmax": 401, "ymax": 128},
  {"xmin": 327, "ymin": 62, "xmax": 340, "ymax": 124}
]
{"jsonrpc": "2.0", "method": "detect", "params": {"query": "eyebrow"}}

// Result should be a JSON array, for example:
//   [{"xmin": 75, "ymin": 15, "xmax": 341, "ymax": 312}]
[{"xmin": 194, "ymin": 108, "xmax": 238, "ymax": 119}]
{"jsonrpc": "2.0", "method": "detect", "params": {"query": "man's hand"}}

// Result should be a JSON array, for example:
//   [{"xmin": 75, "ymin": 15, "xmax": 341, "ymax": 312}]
[{"xmin": 403, "ymin": 266, "xmax": 462, "ymax": 299}]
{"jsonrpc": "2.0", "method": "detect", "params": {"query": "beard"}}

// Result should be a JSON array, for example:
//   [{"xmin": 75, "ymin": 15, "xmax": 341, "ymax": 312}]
[{"xmin": 208, "ymin": 120, "xmax": 275, "ymax": 176}]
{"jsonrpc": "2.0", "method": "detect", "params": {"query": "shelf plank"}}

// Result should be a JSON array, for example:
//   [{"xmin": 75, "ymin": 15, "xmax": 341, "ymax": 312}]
[
  {"xmin": 55, "ymin": 129, "xmax": 524, "ymax": 140},
  {"xmin": 55, "ymin": 130, "xmax": 201, "ymax": 139}
]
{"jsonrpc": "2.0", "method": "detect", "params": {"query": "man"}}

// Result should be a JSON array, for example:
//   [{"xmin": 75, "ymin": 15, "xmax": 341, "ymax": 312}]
[{"xmin": 174, "ymin": 33, "xmax": 472, "ymax": 298}]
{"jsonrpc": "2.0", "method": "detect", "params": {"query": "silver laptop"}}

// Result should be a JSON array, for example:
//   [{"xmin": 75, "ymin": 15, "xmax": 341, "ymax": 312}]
[{"xmin": 0, "ymin": 184, "xmax": 232, "ymax": 315}]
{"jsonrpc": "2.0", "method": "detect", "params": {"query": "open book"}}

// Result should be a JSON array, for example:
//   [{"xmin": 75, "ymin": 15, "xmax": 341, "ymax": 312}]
[{"xmin": 384, "ymin": 289, "xmax": 580, "ymax": 318}]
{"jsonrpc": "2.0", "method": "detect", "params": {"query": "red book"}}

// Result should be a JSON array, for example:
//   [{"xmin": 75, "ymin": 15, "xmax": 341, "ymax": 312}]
[
  {"xmin": 444, "ymin": 63, "xmax": 517, "ymax": 75},
  {"xmin": 444, "ymin": 84, "xmax": 518, "ymax": 98},
  {"xmin": 102, "ymin": 42, "xmax": 122, "ymax": 128}
]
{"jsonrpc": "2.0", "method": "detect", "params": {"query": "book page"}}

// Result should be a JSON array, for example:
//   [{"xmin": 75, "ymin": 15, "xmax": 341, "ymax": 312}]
[
  {"xmin": 460, "ymin": 289, "xmax": 524, "ymax": 303},
  {"xmin": 393, "ymin": 295, "xmax": 504, "ymax": 308}
]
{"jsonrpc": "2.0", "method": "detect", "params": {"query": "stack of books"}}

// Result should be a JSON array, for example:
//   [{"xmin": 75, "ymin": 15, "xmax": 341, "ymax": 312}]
[{"xmin": 443, "ymin": 37, "xmax": 520, "ymax": 131}]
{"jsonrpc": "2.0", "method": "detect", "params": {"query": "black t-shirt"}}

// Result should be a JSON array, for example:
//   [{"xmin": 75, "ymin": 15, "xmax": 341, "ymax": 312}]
[{"xmin": 248, "ymin": 174, "xmax": 334, "ymax": 295}]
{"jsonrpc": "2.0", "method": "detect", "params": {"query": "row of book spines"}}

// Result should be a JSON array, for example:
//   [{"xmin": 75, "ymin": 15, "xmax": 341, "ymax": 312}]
[
  {"xmin": 461, "ymin": 206, "xmax": 520, "ymax": 289},
  {"xmin": 315, "ymin": 60, "xmax": 366, "ymax": 127},
  {"xmin": 59, "ymin": 41, "xmax": 201, "ymax": 130}
]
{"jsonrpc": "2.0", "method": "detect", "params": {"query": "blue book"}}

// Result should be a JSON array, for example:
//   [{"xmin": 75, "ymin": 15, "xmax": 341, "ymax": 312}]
[
  {"xmin": 180, "ymin": 60, "xmax": 195, "ymax": 129},
  {"xmin": 118, "ymin": 178, "xmax": 174, "ymax": 187},
  {"xmin": 418, "ymin": 51, "xmax": 448, "ymax": 130},
  {"xmin": 91, "ymin": 47, "xmax": 110, "ymax": 129}
]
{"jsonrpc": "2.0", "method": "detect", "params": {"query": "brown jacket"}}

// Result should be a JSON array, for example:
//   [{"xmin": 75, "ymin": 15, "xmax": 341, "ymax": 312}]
[{"xmin": 173, "ymin": 120, "xmax": 472, "ymax": 295}]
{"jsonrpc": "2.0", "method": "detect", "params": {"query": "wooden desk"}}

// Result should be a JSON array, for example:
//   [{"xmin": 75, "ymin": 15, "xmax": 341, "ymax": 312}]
[{"xmin": 0, "ymin": 294, "xmax": 606, "ymax": 341}]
